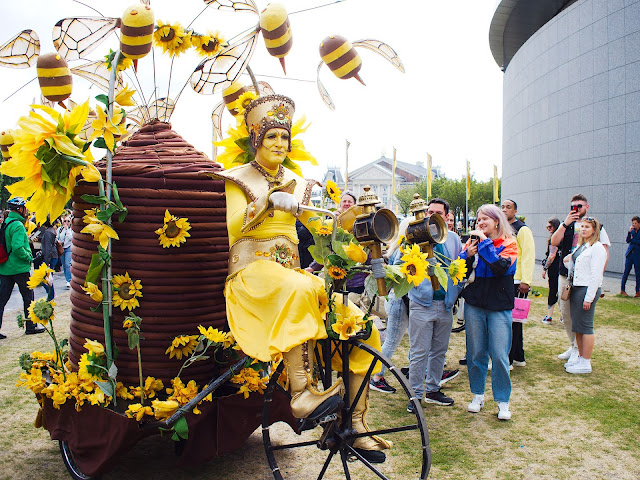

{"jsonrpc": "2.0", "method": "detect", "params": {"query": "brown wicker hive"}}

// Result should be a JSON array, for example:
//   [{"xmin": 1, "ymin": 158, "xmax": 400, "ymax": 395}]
[{"xmin": 68, "ymin": 121, "xmax": 229, "ymax": 385}]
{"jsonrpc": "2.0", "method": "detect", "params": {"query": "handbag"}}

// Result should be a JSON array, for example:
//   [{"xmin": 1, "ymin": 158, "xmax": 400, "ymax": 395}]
[
  {"xmin": 512, "ymin": 294, "xmax": 531, "ymax": 322},
  {"xmin": 56, "ymin": 240, "xmax": 64, "ymax": 256},
  {"xmin": 560, "ymin": 282, "xmax": 571, "ymax": 301}
]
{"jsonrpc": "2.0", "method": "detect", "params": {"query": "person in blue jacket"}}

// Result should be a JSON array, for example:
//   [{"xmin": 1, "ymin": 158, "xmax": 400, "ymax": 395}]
[{"xmin": 620, "ymin": 216, "xmax": 640, "ymax": 297}]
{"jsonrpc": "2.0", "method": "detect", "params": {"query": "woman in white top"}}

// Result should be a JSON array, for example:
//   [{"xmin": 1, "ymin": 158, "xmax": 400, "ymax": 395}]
[
  {"xmin": 56, "ymin": 216, "xmax": 74, "ymax": 288},
  {"xmin": 562, "ymin": 217, "xmax": 607, "ymax": 374}
]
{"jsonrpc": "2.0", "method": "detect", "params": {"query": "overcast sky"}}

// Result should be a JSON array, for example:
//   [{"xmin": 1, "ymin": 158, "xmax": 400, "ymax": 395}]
[{"xmin": 0, "ymin": 0, "xmax": 504, "ymax": 183}]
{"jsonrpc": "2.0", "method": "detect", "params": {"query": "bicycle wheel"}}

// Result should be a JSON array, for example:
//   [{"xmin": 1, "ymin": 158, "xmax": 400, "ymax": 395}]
[
  {"xmin": 262, "ymin": 340, "xmax": 431, "ymax": 479},
  {"xmin": 59, "ymin": 440, "xmax": 98, "ymax": 480}
]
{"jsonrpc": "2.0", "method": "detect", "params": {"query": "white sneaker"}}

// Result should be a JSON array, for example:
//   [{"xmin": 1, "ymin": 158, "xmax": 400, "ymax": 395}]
[
  {"xmin": 66, "ymin": 282, "xmax": 70, "ymax": 288},
  {"xmin": 512, "ymin": 360, "xmax": 526, "ymax": 367},
  {"xmin": 566, "ymin": 357, "xmax": 592, "ymax": 374},
  {"xmin": 488, "ymin": 361, "xmax": 513, "ymax": 371},
  {"xmin": 563, "ymin": 347, "xmax": 579, "ymax": 367},
  {"xmin": 497, "ymin": 402, "xmax": 511, "ymax": 420},
  {"xmin": 557, "ymin": 346, "xmax": 573, "ymax": 360},
  {"xmin": 467, "ymin": 394, "xmax": 484, "ymax": 413}
]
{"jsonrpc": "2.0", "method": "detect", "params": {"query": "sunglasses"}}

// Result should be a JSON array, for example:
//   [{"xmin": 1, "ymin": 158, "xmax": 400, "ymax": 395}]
[
  {"xmin": 571, "ymin": 204, "xmax": 584, "ymax": 209},
  {"xmin": 583, "ymin": 217, "xmax": 596, "ymax": 222}
]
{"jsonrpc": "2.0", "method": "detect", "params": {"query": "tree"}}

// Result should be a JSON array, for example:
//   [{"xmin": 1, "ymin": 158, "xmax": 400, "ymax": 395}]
[{"xmin": 0, "ymin": 174, "xmax": 19, "ymax": 210}]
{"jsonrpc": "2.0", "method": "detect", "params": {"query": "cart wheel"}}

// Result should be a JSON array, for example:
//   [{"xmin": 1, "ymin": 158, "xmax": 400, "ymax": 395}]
[
  {"xmin": 59, "ymin": 441, "xmax": 97, "ymax": 480},
  {"xmin": 263, "ymin": 340, "xmax": 431, "ymax": 479}
]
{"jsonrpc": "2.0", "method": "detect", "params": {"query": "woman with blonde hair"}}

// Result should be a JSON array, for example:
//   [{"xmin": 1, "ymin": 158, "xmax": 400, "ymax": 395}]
[
  {"xmin": 562, "ymin": 217, "xmax": 606, "ymax": 374},
  {"xmin": 459, "ymin": 204, "xmax": 518, "ymax": 420}
]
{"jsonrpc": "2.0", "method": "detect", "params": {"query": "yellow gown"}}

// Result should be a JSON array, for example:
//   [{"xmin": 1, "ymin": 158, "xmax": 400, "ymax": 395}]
[{"xmin": 216, "ymin": 162, "xmax": 380, "ymax": 374}]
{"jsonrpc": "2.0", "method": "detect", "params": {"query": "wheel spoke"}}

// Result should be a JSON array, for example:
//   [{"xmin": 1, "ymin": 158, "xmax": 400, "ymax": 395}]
[
  {"xmin": 269, "ymin": 439, "xmax": 320, "ymax": 451},
  {"xmin": 344, "ymin": 445, "xmax": 390, "ymax": 480},
  {"xmin": 349, "ymin": 423, "xmax": 420, "ymax": 438},
  {"xmin": 340, "ymin": 449, "xmax": 352, "ymax": 480},
  {"xmin": 316, "ymin": 450, "xmax": 336, "ymax": 480}
]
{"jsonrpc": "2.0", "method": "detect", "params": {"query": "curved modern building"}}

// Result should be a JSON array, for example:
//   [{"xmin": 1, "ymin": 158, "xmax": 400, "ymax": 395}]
[{"xmin": 491, "ymin": 0, "xmax": 640, "ymax": 274}]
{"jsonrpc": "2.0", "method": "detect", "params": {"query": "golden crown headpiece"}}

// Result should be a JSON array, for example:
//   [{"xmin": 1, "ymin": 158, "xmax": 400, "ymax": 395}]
[{"xmin": 244, "ymin": 94, "xmax": 295, "ymax": 151}]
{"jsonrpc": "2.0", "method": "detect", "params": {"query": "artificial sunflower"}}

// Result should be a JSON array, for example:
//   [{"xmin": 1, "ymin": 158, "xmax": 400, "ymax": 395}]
[
  {"xmin": 327, "ymin": 266, "xmax": 347, "ymax": 280},
  {"xmin": 331, "ymin": 304, "xmax": 362, "ymax": 340},
  {"xmin": 1, "ymin": 101, "xmax": 97, "ymax": 224},
  {"xmin": 105, "ymin": 50, "xmax": 133, "ymax": 73},
  {"xmin": 27, "ymin": 263, "xmax": 53, "ymax": 289},
  {"xmin": 400, "ymin": 252, "xmax": 428, "ymax": 287},
  {"xmin": 325, "ymin": 180, "xmax": 341, "ymax": 204},
  {"xmin": 81, "ymin": 282, "xmax": 103, "ymax": 302},
  {"xmin": 151, "ymin": 399, "xmax": 180, "ymax": 420},
  {"xmin": 343, "ymin": 242, "xmax": 367, "ymax": 263},
  {"xmin": 165, "ymin": 335, "xmax": 199, "ymax": 360},
  {"xmin": 81, "ymin": 209, "xmax": 119, "ymax": 249},
  {"xmin": 316, "ymin": 224, "xmax": 332, "ymax": 236},
  {"xmin": 154, "ymin": 210, "xmax": 191, "ymax": 248},
  {"xmin": 191, "ymin": 31, "xmax": 226, "ymax": 57},
  {"xmin": 198, "ymin": 325, "xmax": 228, "ymax": 344},
  {"xmin": 214, "ymin": 115, "xmax": 318, "ymax": 176},
  {"xmin": 448, "ymin": 258, "xmax": 468, "ymax": 285},
  {"xmin": 89, "ymin": 107, "xmax": 128, "ymax": 152},
  {"xmin": 28, "ymin": 298, "xmax": 55, "ymax": 326},
  {"xmin": 83, "ymin": 339, "xmax": 105, "ymax": 356},
  {"xmin": 126, "ymin": 403, "xmax": 153, "ymax": 421},
  {"xmin": 154, "ymin": 21, "xmax": 192, "ymax": 56},
  {"xmin": 233, "ymin": 91, "xmax": 259, "ymax": 117},
  {"xmin": 114, "ymin": 84, "xmax": 136, "ymax": 107},
  {"xmin": 112, "ymin": 272, "xmax": 143, "ymax": 311}
]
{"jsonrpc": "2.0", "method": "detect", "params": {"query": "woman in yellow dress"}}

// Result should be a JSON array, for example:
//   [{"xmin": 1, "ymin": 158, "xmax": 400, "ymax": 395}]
[{"xmin": 212, "ymin": 94, "xmax": 390, "ymax": 462}]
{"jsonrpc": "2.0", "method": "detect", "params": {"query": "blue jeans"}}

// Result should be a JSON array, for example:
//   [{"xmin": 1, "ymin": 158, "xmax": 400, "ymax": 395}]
[
  {"xmin": 377, "ymin": 296, "xmax": 409, "ymax": 376},
  {"xmin": 621, "ymin": 253, "xmax": 640, "ymax": 293},
  {"xmin": 465, "ymin": 303, "xmax": 512, "ymax": 403},
  {"xmin": 61, "ymin": 247, "xmax": 72, "ymax": 283}
]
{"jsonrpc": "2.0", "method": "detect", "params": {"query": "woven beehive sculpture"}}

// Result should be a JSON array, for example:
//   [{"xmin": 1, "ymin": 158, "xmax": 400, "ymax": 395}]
[{"xmin": 68, "ymin": 120, "xmax": 228, "ymax": 385}]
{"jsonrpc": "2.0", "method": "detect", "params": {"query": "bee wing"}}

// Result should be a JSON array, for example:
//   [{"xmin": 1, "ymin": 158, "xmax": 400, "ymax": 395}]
[
  {"xmin": 70, "ymin": 60, "xmax": 123, "ymax": 92},
  {"xmin": 39, "ymin": 94, "xmax": 57, "ymax": 109},
  {"xmin": 53, "ymin": 17, "xmax": 120, "ymax": 61},
  {"xmin": 202, "ymin": 0, "xmax": 259, "ymax": 15},
  {"xmin": 190, "ymin": 28, "xmax": 259, "ymax": 95},
  {"xmin": 352, "ymin": 39, "xmax": 405, "ymax": 73},
  {"xmin": 0, "ymin": 29, "xmax": 40, "ymax": 69},
  {"xmin": 211, "ymin": 101, "xmax": 225, "ymax": 142},
  {"xmin": 148, "ymin": 97, "xmax": 176, "ymax": 122},
  {"xmin": 316, "ymin": 62, "xmax": 335, "ymax": 111},
  {"xmin": 254, "ymin": 81, "xmax": 274, "ymax": 96}
]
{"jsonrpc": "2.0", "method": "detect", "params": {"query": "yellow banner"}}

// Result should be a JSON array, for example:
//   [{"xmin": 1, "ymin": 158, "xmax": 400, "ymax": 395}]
[
  {"xmin": 466, "ymin": 160, "xmax": 471, "ymax": 201},
  {"xmin": 427, "ymin": 153, "xmax": 432, "ymax": 200},
  {"xmin": 493, "ymin": 164, "xmax": 499, "ymax": 204}
]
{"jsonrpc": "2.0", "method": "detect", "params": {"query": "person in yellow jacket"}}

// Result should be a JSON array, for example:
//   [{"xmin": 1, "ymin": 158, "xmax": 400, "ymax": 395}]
[
  {"xmin": 208, "ymin": 93, "xmax": 390, "ymax": 463},
  {"xmin": 501, "ymin": 200, "xmax": 535, "ymax": 367}
]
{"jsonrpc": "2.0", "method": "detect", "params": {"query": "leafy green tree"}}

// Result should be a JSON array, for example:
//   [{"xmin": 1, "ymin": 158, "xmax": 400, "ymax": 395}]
[{"xmin": 0, "ymin": 174, "xmax": 19, "ymax": 210}]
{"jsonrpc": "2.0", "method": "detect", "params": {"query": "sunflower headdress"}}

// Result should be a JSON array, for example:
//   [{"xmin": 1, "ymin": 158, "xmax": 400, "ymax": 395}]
[{"xmin": 214, "ymin": 93, "xmax": 317, "ymax": 177}]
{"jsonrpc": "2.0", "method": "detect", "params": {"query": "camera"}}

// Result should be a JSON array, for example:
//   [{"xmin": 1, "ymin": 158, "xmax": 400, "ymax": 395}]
[{"xmin": 469, "ymin": 235, "xmax": 480, "ymax": 242}]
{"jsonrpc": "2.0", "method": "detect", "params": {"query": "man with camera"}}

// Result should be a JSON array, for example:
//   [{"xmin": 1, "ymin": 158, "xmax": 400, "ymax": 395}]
[
  {"xmin": 551, "ymin": 194, "xmax": 610, "ymax": 363},
  {"xmin": 620, "ymin": 216, "xmax": 640, "ymax": 297},
  {"xmin": 501, "ymin": 200, "xmax": 535, "ymax": 368}
]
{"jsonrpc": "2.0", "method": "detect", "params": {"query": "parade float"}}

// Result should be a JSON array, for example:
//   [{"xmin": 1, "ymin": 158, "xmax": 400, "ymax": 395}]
[{"xmin": 1, "ymin": 1, "xmax": 466, "ymax": 478}]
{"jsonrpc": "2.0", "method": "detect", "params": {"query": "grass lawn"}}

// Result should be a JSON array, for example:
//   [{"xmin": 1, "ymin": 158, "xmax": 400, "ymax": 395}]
[{"xmin": 1, "ymin": 286, "xmax": 639, "ymax": 479}]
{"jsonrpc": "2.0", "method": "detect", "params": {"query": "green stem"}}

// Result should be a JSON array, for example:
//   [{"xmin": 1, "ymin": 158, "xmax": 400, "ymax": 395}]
[
  {"xmin": 97, "ymin": 179, "xmax": 114, "ymax": 370},
  {"xmin": 47, "ymin": 323, "xmax": 66, "ymax": 382},
  {"xmin": 137, "ymin": 344, "xmax": 145, "ymax": 405}
]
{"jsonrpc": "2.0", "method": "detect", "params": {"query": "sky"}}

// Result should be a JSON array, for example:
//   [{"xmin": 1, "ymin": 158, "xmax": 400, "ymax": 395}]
[{"xmin": 0, "ymin": 0, "xmax": 504, "ymax": 183}]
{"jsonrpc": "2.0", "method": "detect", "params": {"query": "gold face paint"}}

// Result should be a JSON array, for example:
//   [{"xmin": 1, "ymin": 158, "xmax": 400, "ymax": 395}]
[{"xmin": 256, "ymin": 128, "xmax": 289, "ymax": 170}]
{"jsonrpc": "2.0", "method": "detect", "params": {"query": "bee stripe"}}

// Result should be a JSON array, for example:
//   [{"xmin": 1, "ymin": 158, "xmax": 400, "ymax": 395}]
[
  {"xmin": 38, "ymin": 75, "xmax": 72, "ymax": 87},
  {"xmin": 121, "ymin": 44, "xmax": 153, "ymax": 57},
  {"xmin": 265, "ymin": 36, "xmax": 292, "ymax": 58},
  {"xmin": 36, "ymin": 67, "xmax": 71, "ymax": 77},
  {"xmin": 263, "ymin": 29, "xmax": 291, "ymax": 48},
  {"xmin": 40, "ymin": 85, "xmax": 73, "ymax": 96},
  {"xmin": 261, "ymin": 20, "xmax": 289, "ymax": 40},
  {"xmin": 120, "ymin": 24, "xmax": 155, "ymax": 37},
  {"xmin": 121, "ymin": 33, "xmax": 154, "ymax": 46},
  {"xmin": 0, "ymin": 144, "xmax": 11, "ymax": 151},
  {"xmin": 321, "ymin": 40, "xmax": 352, "ymax": 64},
  {"xmin": 326, "ymin": 48, "xmax": 358, "ymax": 71},
  {"xmin": 332, "ymin": 56, "xmax": 362, "ymax": 78}
]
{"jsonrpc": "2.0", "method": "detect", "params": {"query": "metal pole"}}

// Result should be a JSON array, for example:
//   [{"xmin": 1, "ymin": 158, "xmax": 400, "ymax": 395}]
[{"xmin": 246, "ymin": 65, "xmax": 260, "ymax": 94}]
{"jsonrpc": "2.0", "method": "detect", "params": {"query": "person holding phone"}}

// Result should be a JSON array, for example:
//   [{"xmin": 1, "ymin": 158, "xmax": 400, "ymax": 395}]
[
  {"xmin": 551, "ymin": 194, "xmax": 610, "ymax": 364},
  {"xmin": 459, "ymin": 204, "xmax": 518, "ymax": 421},
  {"xmin": 562, "ymin": 217, "xmax": 606, "ymax": 374},
  {"xmin": 620, "ymin": 216, "xmax": 640, "ymax": 297}
]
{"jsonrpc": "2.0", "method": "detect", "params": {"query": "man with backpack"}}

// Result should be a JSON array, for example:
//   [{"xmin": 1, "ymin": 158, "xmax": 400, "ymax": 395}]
[{"xmin": 0, "ymin": 197, "xmax": 45, "ymax": 338}]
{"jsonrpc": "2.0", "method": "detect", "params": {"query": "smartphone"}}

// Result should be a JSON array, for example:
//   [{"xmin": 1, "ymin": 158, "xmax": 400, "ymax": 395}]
[
  {"xmin": 469, "ymin": 235, "xmax": 480, "ymax": 242},
  {"xmin": 570, "ymin": 205, "xmax": 579, "ymax": 213}
]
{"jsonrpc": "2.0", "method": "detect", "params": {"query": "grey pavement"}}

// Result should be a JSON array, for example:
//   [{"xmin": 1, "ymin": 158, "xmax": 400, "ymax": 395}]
[
  {"xmin": 1, "ymin": 270, "xmax": 70, "ymax": 322},
  {"xmin": 532, "ymin": 261, "xmax": 630, "ymax": 295}
]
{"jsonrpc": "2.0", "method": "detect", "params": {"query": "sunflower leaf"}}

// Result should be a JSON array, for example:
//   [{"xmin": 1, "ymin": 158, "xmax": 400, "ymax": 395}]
[
  {"xmin": 85, "ymin": 253, "xmax": 106, "ymax": 286},
  {"xmin": 93, "ymin": 137, "xmax": 108, "ymax": 150},
  {"xmin": 95, "ymin": 94, "xmax": 109, "ymax": 107},
  {"xmin": 81, "ymin": 194, "xmax": 108, "ymax": 205},
  {"xmin": 118, "ymin": 210, "xmax": 128, "ymax": 223},
  {"xmin": 108, "ymin": 362, "xmax": 118, "ymax": 379},
  {"xmin": 173, "ymin": 417, "xmax": 189, "ymax": 440},
  {"xmin": 112, "ymin": 182, "xmax": 122, "ymax": 208},
  {"xmin": 97, "ymin": 205, "xmax": 117, "ymax": 223},
  {"xmin": 95, "ymin": 380, "xmax": 114, "ymax": 398},
  {"xmin": 433, "ymin": 264, "xmax": 449, "ymax": 292}
]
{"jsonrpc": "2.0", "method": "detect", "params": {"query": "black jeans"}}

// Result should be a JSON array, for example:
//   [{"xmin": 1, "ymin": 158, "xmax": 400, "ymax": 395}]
[
  {"xmin": 0, "ymin": 272, "xmax": 34, "ymax": 330},
  {"xmin": 509, "ymin": 284, "xmax": 527, "ymax": 364}
]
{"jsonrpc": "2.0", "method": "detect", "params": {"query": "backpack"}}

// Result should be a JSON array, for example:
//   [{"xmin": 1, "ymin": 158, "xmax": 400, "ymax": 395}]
[{"xmin": 0, "ymin": 218, "xmax": 18, "ymax": 264}]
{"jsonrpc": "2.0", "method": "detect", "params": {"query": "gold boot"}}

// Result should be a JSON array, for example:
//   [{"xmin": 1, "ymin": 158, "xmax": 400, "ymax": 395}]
[
  {"xmin": 283, "ymin": 342, "xmax": 344, "ymax": 419},
  {"xmin": 350, "ymin": 373, "xmax": 392, "ymax": 457}
]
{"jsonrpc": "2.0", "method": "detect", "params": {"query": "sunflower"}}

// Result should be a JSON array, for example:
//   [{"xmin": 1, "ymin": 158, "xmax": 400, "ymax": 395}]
[
  {"xmin": 28, "ymin": 298, "xmax": 55, "ymax": 326},
  {"xmin": 325, "ymin": 180, "xmax": 341, "ymax": 204},
  {"xmin": 328, "ymin": 266, "xmax": 347, "ymax": 280},
  {"xmin": 28, "ymin": 263, "xmax": 53, "ymax": 289},
  {"xmin": 81, "ymin": 209, "xmax": 119, "ymax": 249},
  {"xmin": 214, "ymin": 115, "xmax": 318, "ymax": 175},
  {"xmin": 343, "ymin": 242, "xmax": 367, "ymax": 263},
  {"xmin": 165, "ymin": 335, "xmax": 199, "ymax": 360},
  {"xmin": 198, "ymin": 325, "xmax": 227, "ymax": 344},
  {"xmin": 105, "ymin": 50, "xmax": 133, "ymax": 72},
  {"xmin": 1, "ymin": 101, "xmax": 96, "ymax": 224},
  {"xmin": 114, "ymin": 84, "xmax": 136, "ymax": 107},
  {"xmin": 112, "ymin": 272, "xmax": 143, "ymax": 311},
  {"xmin": 154, "ymin": 21, "xmax": 192, "ymax": 56},
  {"xmin": 448, "ymin": 258, "xmax": 468, "ymax": 285},
  {"xmin": 89, "ymin": 107, "xmax": 128, "ymax": 152},
  {"xmin": 400, "ymin": 253, "xmax": 428, "ymax": 287},
  {"xmin": 81, "ymin": 282, "xmax": 103, "ymax": 302},
  {"xmin": 331, "ymin": 304, "xmax": 363, "ymax": 340},
  {"xmin": 233, "ymin": 91, "xmax": 259, "ymax": 117},
  {"xmin": 316, "ymin": 224, "xmax": 332, "ymax": 236},
  {"xmin": 151, "ymin": 399, "xmax": 180, "ymax": 420},
  {"xmin": 83, "ymin": 339, "xmax": 105, "ymax": 356},
  {"xmin": 191, "ymin": 31, "xmax": 227, "ymax": 57},
  {"xmin": 126, "ymin": 403, "xmax": 153, "ymax": 421},
  {"xmin": 155, "ymin": 210, "xmax": 191, "ymax": 248}
]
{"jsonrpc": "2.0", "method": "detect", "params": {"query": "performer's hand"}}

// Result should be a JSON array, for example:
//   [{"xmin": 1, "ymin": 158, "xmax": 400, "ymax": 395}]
[
  {"xmin": 519, "ymin": 283, "xmax": 530, "ymax": 295},
  {"xmin": 270, "ymin": 192, "xmax": 299, "ymax": 215}
]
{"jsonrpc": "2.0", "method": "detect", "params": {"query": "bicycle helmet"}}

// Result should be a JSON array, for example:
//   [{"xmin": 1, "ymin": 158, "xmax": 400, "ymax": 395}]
[{"xmin": 7, "ymin": 197, "xmax": 26, "ymax": 209}]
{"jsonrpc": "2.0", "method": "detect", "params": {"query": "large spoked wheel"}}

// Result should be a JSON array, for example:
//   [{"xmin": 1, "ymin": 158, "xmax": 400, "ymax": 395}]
[
  {"xmin": 59, "ymin": 441, "xmax": 97, "ymax": 480},
  {"xmin": 262, "ymin": 340, "xmax": 431, "ymax": 479}
]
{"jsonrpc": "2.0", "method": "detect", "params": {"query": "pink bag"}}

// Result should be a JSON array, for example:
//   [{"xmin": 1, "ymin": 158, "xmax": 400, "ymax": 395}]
[{"xmin": 512, "ymin": 297, "xmax": 531, "ymax": 322}]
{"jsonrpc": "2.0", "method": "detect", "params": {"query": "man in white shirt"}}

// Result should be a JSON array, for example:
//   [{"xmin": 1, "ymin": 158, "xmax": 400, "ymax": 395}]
[{"xmin": 550, "ymin": 194, "xmax": 610, "ymax": 363}]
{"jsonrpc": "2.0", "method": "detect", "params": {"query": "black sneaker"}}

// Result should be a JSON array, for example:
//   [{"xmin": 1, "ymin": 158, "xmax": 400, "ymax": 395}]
[
  {"xmin": 25, "ymin": 325, "xmax": 46, "ymax": 335},
  {"xmin": 424, "ymin": 390, "xmax": 454, "ymax": 406},
  {"xmin": 401, "ymin": 367, "xmax": 409, "ymax": 378},
  {"xmin": 369, "ymin": 376, "xmax": 396, "ymax": 394},
  {"xmin": 459, "ymin": 357, "xmax": 467, "ymax": 365},
  {"xmin": 406, "ymin": 401, "xmax": 416, "ymax": 414},
  {"xmin": 0, "ymin": 333, "xmax": 6, "ymax": 339},
  {"xmin": 439, "ymin": 369, "xmax": 460, "ymax": 387}
]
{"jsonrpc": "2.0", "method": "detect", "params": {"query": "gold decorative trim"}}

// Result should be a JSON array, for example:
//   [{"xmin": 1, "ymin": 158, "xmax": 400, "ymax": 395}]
[{"xmin": 227, "ymin": 235, "xmax": 300, "ymax": 278}]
